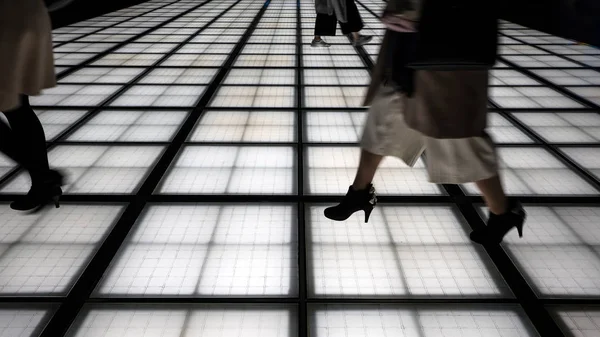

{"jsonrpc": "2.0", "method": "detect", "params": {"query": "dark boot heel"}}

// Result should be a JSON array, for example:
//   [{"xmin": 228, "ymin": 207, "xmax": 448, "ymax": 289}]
[
  {"xmin": 516, "ymin": 223, "xmax": 524, "ymax": 238},
  {"xmin": 364, "ymin": 206, "xmax": 373, "ymax": 223},
  {"xmin": 52, "ymin": 195, "xmax": 61, "ymax": 208}
]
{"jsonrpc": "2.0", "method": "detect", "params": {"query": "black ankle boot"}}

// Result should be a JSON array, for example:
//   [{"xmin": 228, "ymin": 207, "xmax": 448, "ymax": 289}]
[
  {"xmin": 470, "ymin": 200, "xmax": 526, "ymax": 245},
  {"xmin": 11, "ymin": 170, "xmax": 64, "ymax": 213},
  {"xmin": 324, "ymin": 184, "xmax": 377, "ymax": 223}
]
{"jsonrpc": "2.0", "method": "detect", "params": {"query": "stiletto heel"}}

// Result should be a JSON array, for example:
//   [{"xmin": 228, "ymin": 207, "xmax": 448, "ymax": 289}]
[
  {"xmin": 516, "ymin": 223, "xmax": 524, "ymax": 238},
  {"xmin": 53, "ymin": 195, "xmax": 61, "ymax": 208},
  {"xmin": 324, "ymin": 184, "xmax": 377, "ymax": 222},
  {"xmin": 364, "ymin": 206, "xmax": 373, "ymax": 223}
]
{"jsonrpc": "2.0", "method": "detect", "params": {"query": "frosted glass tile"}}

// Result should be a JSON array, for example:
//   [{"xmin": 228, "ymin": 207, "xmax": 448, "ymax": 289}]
[
  {"xmin": 53, "ymin": 53, "xmax": 95, "ymax": 66},
  {"xmin": 305, "ymin": 86, "xmax": 368, "ymax": 108},
  {"xmin": 309, "ymin": 305, "xmax": 538, "ymax": 337},
  {"xmin": 307, "ymin": 147, "xmax": 443, "ymax": 195},
  {"xmin": 303, "ymin": 55, "xmax": 364, "ymax": 67},
  {"xmin": 303, "ymin": 44, "xmax": 357, "ymax": 55},
  {"xmin": 0, "ymin": 308, "xmax": 51, "ymax": 337},
  {"xmin": 54, "ymin": 42, "xmax": 117, "ymax": 53},
  {"xmin": 491, "ymin": 87, "xmax": 583, "ymax": 109},
  {"xmin": 503, "ymin": 55, "xmax": 582, "ymax": 68},
  {"xmin": 561, "ymin": 147, "xmax": 600, "ymax": 179},
  {"xmin": 138, "ymin": 68, "xmax": 218, "ymax": 84},
  {"xmin": 566, "ymin": 87, "xmax": 600, "ymax": 106},
  {"xmin": 305, "ymin": 111, "xmax": 366, "ymax": 143},
  {"xmin": 304, "ymin": 69, "xmax": 370, "ymax": 86},
  {"xmin": 531, "ymin": 69, "xmax": 600, "ymax": 85},
  {"xmin": 487, "ymin": 127, "xmax": 533, "ymax": 143},
  {"xmin": 462, "ymin": 147, "xmax": 598, "ymax": 195},
  {"xmin": 35, "ymin": 109, "xmax": 88, "ymax": 141},
  {"xmin": 491, "ymin": 69, "xmax": 540, "ymax": 85},
  {"xmin": 234, "ymin": 55, "xmax": 296, "ymax": 67},
  {"xmin": 242, "ymin": 44, "xmax": 296, "ymax": 54},
  {"xmin": 60, "ymin": 67, "xmax": 144, "ymax": 84},
  {"xmin": 110, "ymin": 85, "xmax": 206, "ymax": 107},
  {"xmin": 162, "ymin": 54, "xmax": 228, "ymax": 67},
  {"xmin": 224, "ymin": 69, "xmax": 295, "ymax": 85},
  {"xmin": 97, "ymin": 204, "xmax": 296, "ymax": 296},
  {"xmin": 506, "ymin": 245, "xmax": 600, "ymax": 297},
  {"xmin": 115, "ymin": 43, "xmax": 178, "ymax": 53},
  {"xmin": 189, "ymin": 110, "xmax": 295, "ymax": 142},
  {"xmin": 67, "ymin": 110, "xmax": 187, "ymax": 142},
  {"xmin": 30, "ymin": 85, "xmax": 122, "ymax": 107},
  {"xmin": 0, "ymin": 204, "xmax": 123, "ymax": 295},
  {"xmin": 567, "ymin": 55, "xmax": 600, "ymax": 67},
  {"xmin": 92, "ymin": 53, "xmax": 163, "ymax": 66},
  {"xmin": 0, "ymin": 145, "xmax": 163, "ymax": 195},
  {"xmin": 210, "ymin": 86, "xmax": 295, "ymax": 108},
  {"xmin": 552, "ymin": 308, "xmax": 600, "ymax": 337},
  {"xmin": 159, "ymin": 146, "xmax": 294, "ymax": 194},
  {"xmin": 513, "ymin": 112, "xmax": 600, "ymax": 143},
  {"xmin": 67, "ymin": 306, "xmax": 295, "ymax": 337},
  {"xmin": 177, "ymin": 43, "xmax": 235, "ymax": 54}
]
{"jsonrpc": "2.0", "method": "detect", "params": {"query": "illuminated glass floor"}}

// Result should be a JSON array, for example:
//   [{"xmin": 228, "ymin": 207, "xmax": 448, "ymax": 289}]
[{"xmin": 0, "ymin": 0, "xmax": 599, "ymax": 336}]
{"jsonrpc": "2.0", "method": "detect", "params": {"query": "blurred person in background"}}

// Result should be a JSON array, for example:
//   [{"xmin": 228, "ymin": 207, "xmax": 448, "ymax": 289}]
[
  {"xmin": 0, "ymin": 0, "xmax": 64, "ymax": 212},
  {"xmin": 312, "ymin": 0, "xmax": 373, "ymax": 47}
]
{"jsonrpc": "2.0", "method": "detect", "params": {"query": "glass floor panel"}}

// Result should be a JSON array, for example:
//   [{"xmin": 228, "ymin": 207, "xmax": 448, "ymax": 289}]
[{"xmin": 4, "ymin": 0, "xmax": 599, "ymax": 336}]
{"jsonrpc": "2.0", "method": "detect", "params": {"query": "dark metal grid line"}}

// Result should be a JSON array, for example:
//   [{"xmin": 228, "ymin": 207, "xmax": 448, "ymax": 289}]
[
  {"xmin": 36, "ymin": 2, "xmax": 271, "ymax": 336},
  {"xmin": 295, "ymin": 1, "xmax": 308, "ymax": 336}
]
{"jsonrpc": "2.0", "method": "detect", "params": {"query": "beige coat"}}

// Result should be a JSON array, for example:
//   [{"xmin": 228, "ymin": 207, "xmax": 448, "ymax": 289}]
[
  {"xmin": 0, "ymin": 0, "xmax": 56, "ymax": 111},
  {"xmin": 363, "ymin": 30, "xmax": 489, "ymax": 139}
]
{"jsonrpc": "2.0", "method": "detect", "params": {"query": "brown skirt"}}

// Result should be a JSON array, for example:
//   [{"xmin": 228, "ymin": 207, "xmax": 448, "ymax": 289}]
[{"xmin": 0, "ymin": 0, "xmax": 56, "ymax": 111}]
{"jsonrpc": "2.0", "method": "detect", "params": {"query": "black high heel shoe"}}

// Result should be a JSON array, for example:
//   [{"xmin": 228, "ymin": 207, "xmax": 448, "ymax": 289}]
[
  {"xmin": 470, "ymin": 200, "xmax": 526, "ymax": 245},
  {"xmin": 324, "ymin": 184, "xmax": 377, "ymax": 223},
  {"xmin": 11, "ymin": 170, "xmax": 64, "ymax": 213}
]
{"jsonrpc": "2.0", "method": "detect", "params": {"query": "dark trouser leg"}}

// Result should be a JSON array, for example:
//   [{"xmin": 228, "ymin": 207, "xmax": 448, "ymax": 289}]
[
  {"xmin": 339, "ymin": 0, "xmax": 364, "ymax": 35},
  {"xmin": 2, "ymin": 95, "xmax": 50, "ymax": 186},
  {"xmin": 314, "ymin": 13, "xmax": 338, "ymax": 36}
]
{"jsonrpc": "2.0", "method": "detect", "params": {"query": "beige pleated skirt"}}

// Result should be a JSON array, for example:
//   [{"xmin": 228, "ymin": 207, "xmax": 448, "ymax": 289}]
[
  {"xmin": 0, "ymin": 0, "xmax": 56, "ymax": 111},
  {"xmin": 360, "ymin": 85, "xmax": 498, "ymax": 184}
]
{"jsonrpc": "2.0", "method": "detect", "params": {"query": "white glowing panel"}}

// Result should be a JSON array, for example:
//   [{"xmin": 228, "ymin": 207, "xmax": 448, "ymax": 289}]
[
  {"xmin": 0, "ymin": 204, "xmax": 123, "ymax": 294},
  {"xmin": 210, "ymin": 86, "xmax": 295, "ymax": 108},
  {"xmin": 224, "ymin": 69, "xmax": 295, "ymax": 85},
  {"xmin": 308, "ymin": 205, "xmax": 508, "ymax": 297},
  {"xmin": 309, "ymin": 306, "xmax": 538, "ymax": 337},
  {"xmin": 53, "ymin": 53, "xmax": 96, "ymax": 66},
  {"xmin": 110, "ymin": 85, "xmax": 206, "ymax": 107},
  {"xmin": 305, "ymin": 87, "xmax": 368, "ymax": 108},
  {"xmin": 189, "ymin": 110, "xmax": 295, "ymax": 142},
  {"xmin": 234, "ymin": 55, "xmax": 296, "ymax": 67},
  {"xmin": 552, "ymin": 309, "xmax": 600, "ymax": 337},
  {"xmin": 138, "ymin": 68, "xmax": 218, "ymax": 84},
  {"xmin": 162, "ymin": 54, "xmax": 229, "ymax": 67},
  {"xmin": 462, "ymin": 147, "xmax": 598, "ymax": 195},
  {"xmin": 92, "ymin": 53, "xmax": 163, "ymax": 66},
  {"xmin": 96, "ymin": 204, "xmax": 296, "ymax": 296},
  {"xmin": 305, "ymin": 111, "xmax": 366, "ymax": 143},
  {"xmin": 561, "ymin": 147, "xmax": 600, "ymax": 179},
  {"xmin": 67, "ymin": 306, "xmax": 295, "ymax": 337},
  {"xmin": 0, "ymin": 308, "xmax": 51, "ymax": 337},
  {"xmin": 513, "ymin": 112, "xmax": 600, "ymax": 143},
  {"xmin": 491, "ymin": 87, "xmax": 583, "ymax": 109},
  {"xmin": 0, "ymin": 146, "xmax": 164, "ymax": 195},
  {"xmin": 67, "ymin": 110, "xmax": 187, "ymax": 142},
  {"xmin": 159, "ymin": 146, "xmax": 294, "ymax": 194},
  {"xmin": 35, "ymin": 110, "xmax": 88, "ymax": 141},
  {"xmin": 307, "ymin": 147, "xmax": 443, "ymax": 195},
  {"xmin": 567, "ymin": 87, "xmax": 600, "ymax": 106},
  {"xmin": 60, "ymin": 67, "xmax": 145, "ymax": 84},
  {"xmin": 303, "ymin": 55, "xmax": 364, "ymax": 68},
  {"xmin": 503, "ymin": 55, "xmax": 582, "ymax": 68},
  {"xmin": 30, "ymin": 85, "xmax": 122, "ymax": 107}
]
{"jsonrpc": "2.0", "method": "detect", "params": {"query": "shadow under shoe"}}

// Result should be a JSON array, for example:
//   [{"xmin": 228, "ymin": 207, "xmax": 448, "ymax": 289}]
[
  {"xmin": 324, "ymin": 184, "xmax": 377, "ymax": 223},
  {"xmin": 10, "ymin": 169, "xmax": 64, "ymax": 213},
  {"xmin": 470, "ymin": 200, "xmax": 526, "ymax": 245}
]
